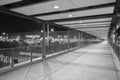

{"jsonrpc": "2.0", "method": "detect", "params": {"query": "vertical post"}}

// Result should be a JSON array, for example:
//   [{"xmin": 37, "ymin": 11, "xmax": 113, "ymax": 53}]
[
  {"xmin": 78, "ymin": 31, "xmax": 81, "ymax": 47},
  {"xmin": 115, "ymin": 26, "xmax": 117, "ymax": 43},
  {"xmin": 118, "ymin": 47, "xmax": 120, "ymax": 61},
  {"xmin": 81, "ymin": 32, "xmax": 83, "ymax": 45},
  {"xmin": 11, "ymin": 49, "xmax": 14, "ymax": 67},
  {"xmin": 47, "ymin": 24, "xmax": 49, "ymax": 39},
  {"xmin": 68, "ymin": 29, "xmax": 70, "ymax": 50},
  {"xmin": 30, "ymin": 52, "xmax": 32, "ymax": 62},
  {"xmin": 42, "ymin": 23, "xmax": 46, "ymax": 58},
  {"xmin": 46, "ymin": 23, "xmax": 50, "ymax": 54},
  {"xmin": 52, "ymin": 31, "xmax": 54, "ymax": 55}
]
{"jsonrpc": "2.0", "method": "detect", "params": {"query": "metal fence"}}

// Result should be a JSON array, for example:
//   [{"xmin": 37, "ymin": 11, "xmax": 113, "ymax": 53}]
[
  {"xmin": 109, "ymin": 41, "xmax": 120, "ymax": 61},
  {"xmin": 0, "ymin": 31, "xmax": 100, "ymax": 70}
]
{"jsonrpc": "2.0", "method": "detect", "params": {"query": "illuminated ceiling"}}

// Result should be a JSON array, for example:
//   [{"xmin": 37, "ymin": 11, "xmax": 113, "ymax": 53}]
[{"xmin": 0, "ymin": 0, "xmax": 116, "ymax": 39}]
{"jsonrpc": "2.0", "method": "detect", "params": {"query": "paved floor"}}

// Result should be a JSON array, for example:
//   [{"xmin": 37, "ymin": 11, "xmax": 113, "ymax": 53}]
[{"xmin": 0, "ymin": 41, "xmax": 119, "ymax": 80}]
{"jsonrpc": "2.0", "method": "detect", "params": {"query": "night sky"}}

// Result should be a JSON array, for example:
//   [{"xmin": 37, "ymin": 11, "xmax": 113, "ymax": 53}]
[
  {"xmin": 0, "ymin": 12, "xmax": 43, "ymax": 33},
  {"xmin": 0, "ymin": 12, "xmax": 67, "ymax": 34}
]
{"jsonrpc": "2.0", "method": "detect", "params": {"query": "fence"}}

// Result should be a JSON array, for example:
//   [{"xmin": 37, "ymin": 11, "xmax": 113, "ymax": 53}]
[
  {"xmin": 109, "ymin": 41, "xmax": 120, "ymax": 61},
  {"xmin": 0, "ymin": 31, "xmax": 101, "ymax": 71}
]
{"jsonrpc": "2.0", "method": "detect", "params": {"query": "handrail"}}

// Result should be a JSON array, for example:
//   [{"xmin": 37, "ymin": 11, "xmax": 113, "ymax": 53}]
[
  {"xmin": 109, "ymin": 41, "xmax": 120, "ymax": 61},
  {"xmin": 0, "ymin": 41, "xmax": 100, "ymax": 72}
]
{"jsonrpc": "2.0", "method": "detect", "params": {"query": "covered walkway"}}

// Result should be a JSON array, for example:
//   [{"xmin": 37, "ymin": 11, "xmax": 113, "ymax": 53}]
[
  {"xmin": 0, "ymin": 41, "xmax": 119, "ymax": 80},
  {"xmin": 0, "ymin": 0, "xmax": 120, "ymax": 80}
]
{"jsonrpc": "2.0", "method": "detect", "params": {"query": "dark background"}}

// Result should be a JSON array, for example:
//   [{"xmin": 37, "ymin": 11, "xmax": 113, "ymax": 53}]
[{"xmin": 0, "ymin": 12, "xmax": 67, "ymax": 35}]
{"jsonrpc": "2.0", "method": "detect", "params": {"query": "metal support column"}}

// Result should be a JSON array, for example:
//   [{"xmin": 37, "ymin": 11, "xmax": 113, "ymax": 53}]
[
  {"xmin": 47, "ymin": 24, "xmax": 49, "ymax": 54},
  {"xmin": 42, "ymin": 23, "xmax": 46, "ymax": 58},
  {"xmin": 78, "ymin": 31, "xmax": 81, "ymax": 46},
  {"xmin": 11, "ymin": 49, "xmax": 14, "ymax": 67},
  {"xmin": 68, "ymin": 29, "xmax": 70, "ymax": 50},
  {"xmin": 47, "ymin": 24, "xmax": 49, "ymax": 40},
  {"xmin": 30, "ymin": 52, "xmax": 32, "ymax": 62},
  {"xmin": 115, "ymin": 26, "xmax": 117, "ymax": 43}
]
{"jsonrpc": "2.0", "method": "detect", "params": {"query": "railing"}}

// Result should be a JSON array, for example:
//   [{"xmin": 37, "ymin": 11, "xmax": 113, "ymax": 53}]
[
  {"xmin": 0, "ymin": 30, "xmax": 102, "ymax": 72},
  {"xmin": 109, "ymin": 41, "xmax": 120, "ymax": 61},
  {"xmin": 0, "ymin": 40, "xmax": 100, "ymax": 71}
]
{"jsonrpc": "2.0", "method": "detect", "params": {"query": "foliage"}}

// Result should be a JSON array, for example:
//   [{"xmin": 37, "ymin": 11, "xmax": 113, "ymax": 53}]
[{"xmin": 0, "ymin": 41, "xmax": 19, "ymax": 49}]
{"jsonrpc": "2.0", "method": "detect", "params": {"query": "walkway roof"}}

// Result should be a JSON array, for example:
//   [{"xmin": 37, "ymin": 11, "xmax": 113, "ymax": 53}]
[{"xmin": 0, "ymin": 0, "xmax": 116, "ymax": 39}]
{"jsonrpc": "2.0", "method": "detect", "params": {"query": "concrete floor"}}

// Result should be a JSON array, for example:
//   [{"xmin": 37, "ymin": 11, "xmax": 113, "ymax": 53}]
[{"xmin": 0, "ymin": 41, "xmax": 119, "ymax": 80}]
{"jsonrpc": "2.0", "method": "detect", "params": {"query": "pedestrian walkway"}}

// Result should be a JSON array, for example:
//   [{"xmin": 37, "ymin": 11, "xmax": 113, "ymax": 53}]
[{"xmin": 0, "ymin": 41, "xmax": 119, "ymax": 80}]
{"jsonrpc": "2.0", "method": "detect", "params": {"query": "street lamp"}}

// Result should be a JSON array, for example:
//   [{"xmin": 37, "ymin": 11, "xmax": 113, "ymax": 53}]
[
  {"xmin": 41, "ymin": 30, "xmax": 43, "ymax": 33},
  {"xmin": 2, "ymin": 32, "xmax": 5, "ymax": 35}
]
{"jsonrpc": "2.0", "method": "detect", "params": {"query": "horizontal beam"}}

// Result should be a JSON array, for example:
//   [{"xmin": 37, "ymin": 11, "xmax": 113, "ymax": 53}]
[
  {"xmin": 32, "ymin": 2, "xmax": 115, "ymax": 16},
  {"xmin": 48, "ymin": 13, "xmax": 114, "ymax": 22}
]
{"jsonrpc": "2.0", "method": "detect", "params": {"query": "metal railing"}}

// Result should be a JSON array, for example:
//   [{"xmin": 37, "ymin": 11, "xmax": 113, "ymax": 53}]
[
  {"xmin": 0, "ymin": 41, "xmax": 99, "ymax": 70},
  {"xmin": 109, "ymin": 41, "xmax": 120, "ymax": 61},
  {"xmin": 0, "ymin": 31, "xmax": 101, "ymax": 72}
]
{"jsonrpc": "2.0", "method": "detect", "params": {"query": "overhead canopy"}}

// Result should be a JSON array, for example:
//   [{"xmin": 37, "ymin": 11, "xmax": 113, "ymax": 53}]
[
  {"xmin": 0, "ymin": 0, "xmax": 116, "ymax": 39},
  {"xmin": 0, "ymin": 0, "xmax": 22, "ymax": 6}
]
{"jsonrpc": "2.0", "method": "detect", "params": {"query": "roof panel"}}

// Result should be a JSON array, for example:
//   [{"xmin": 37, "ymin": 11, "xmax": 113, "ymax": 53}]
[
  {"xmin": 71, "ymin": 0, "xmax": 115, "ymax": 8},
  {"xmin": 0, "ymin": 0, "xmax": 22, "ymax": 6},
  {"xmin": 81, "ymin": 31, "xmax": 108, "ymax": 39},
  {"xmin": 55, "ymin": 18, "xmax": 112, "ymax": 24},
  {"xmin": 11, "ymin": 0, "xmax": 74, "ymax": 15},
  {"xmin": 77, "ymin": 27, "xmax": 109, "ymax": 39},
  {"xmin": 10, "ymin": 0, "xmax": 115, "ymax": 15},
  {"xmin": 36, "ymin": 6, "xmax": 114, "ymax": 20},
  {"xmin": 64, "ymin": 24, "xmax": 110, "ymax": 29},
  {"xmin": 64, "ymin": 22, "xmax": 111, "ymax": 27},
  {"xmin": 77, "ymin": 27, "xmax": 109, "ymax": 31}
]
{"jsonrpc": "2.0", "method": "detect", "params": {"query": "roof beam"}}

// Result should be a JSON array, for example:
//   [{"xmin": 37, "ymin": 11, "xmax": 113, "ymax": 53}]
[
  {"xmin": 47, "ymin": 13, "xmax": 114, "ymax": 22},
  {"xmin": 32, "ymin": 2, "xmax": 115, "ymax": 17}
]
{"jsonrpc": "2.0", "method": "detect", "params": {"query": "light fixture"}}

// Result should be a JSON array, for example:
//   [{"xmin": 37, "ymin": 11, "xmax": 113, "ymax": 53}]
[
  {"xmin": 51, "ymin": 29, "xmax": 54, "ymax": 32},
  {"xmin": 2, "ymin": 32, "xmax": 5, "ymax": 35},
  {"xmin": 54, "ymin": 6, "xmax": 59, "ymax": 9},
  {"xmin": 68, "ymin": 15, "xmax": 72, "ymax": 17},
  {"xmin": 79, "ymin": 21, "xmax": 82, "ymax": 23},
  {"xmin": 41, "ymin": 30, "xmax": 43, "ymax": 33}
]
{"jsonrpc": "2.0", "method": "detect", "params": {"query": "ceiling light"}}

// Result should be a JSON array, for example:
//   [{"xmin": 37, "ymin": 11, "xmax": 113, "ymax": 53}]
[
  {"xmin": 68, "ymin": 15, "xmax": 72, "ymax": 17},
  {"xmin": 54, "ymin": 6, "xmax": 59, "ymax": 9},
  {"xmin": 79, "ymin": 21, "xmax": 82, "ymax": 23}
]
